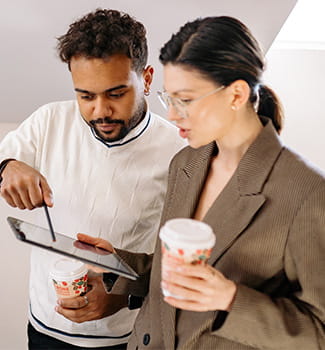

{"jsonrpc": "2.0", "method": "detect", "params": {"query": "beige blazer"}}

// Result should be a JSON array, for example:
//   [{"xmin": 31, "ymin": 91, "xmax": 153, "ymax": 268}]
[{"xmin": 115, "ymin": 120, "xmax": 325, "ymax": 350}]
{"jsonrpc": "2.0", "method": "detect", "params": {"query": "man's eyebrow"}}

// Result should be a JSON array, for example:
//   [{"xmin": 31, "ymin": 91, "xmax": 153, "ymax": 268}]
[{"xmin": 74, "ymin": 85, "xmax": 128, "ymax": 94}]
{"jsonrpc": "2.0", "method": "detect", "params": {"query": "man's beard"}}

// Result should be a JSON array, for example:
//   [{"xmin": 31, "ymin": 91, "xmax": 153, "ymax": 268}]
[{"xmin": 88, "ymin": 99, "xmax": 146, "ymax": 142}]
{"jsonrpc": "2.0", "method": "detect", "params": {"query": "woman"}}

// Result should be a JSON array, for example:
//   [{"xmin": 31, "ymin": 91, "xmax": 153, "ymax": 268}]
[{"xmin": 74, "ymin": 16, "xmax": 325, "ymax": 349}]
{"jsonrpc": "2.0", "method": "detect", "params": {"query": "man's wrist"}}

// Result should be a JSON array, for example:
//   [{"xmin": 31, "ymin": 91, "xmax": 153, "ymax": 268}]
[
  {"xmin": 0, "ymin": 159, "xmax": 16, "ymax": 185},
  {"xmin": 102, "ymin": 272, "xmax": 143, "ymax": 310}
]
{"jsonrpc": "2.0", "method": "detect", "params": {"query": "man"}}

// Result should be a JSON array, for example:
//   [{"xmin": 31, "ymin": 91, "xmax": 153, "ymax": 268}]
[{"xmin": 0, "ymin": 9, "xmax": 185, "ymax": 350}]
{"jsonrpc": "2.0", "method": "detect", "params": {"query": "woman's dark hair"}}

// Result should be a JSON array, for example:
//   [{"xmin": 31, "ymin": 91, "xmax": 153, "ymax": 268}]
[
  {"xmin": 159, "ymin": 16, "xmax": 283, "ymax": 133},
  {"xmin": 57, "ymin": 8, "xmax": 148, "ymax": 74}
]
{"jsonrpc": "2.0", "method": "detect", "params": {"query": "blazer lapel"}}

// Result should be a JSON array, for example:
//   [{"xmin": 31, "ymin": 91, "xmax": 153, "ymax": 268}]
[
  {"xmin": 206, "ymin": 119, "xmax": 283, "ymax": 264},
  {"xmin": 204, "ymin": 180, "xmax": 266, "ymax": 264},
  {"xmin": 160, "ymin": 143, "xmax": 215, "ymax": 349},
  {"xmin": 163, "ymin": 142, "xmax": 216, "ymax": 220}
]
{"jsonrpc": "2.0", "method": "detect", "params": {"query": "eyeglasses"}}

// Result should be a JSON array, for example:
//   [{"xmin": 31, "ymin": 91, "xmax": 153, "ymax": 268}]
[{"xmin": 157, "ymin": 85, "xmax": 225, "ymax": 119}]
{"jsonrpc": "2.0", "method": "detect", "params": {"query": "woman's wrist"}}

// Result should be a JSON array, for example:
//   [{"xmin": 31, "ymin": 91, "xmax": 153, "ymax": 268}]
[{"xmin": 225, "ymin": 281, "xmax": 237, "ymax": 312}]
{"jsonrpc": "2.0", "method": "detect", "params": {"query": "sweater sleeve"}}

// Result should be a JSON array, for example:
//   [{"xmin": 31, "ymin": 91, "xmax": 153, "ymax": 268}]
[
  {"xmin": 214, "ymin": 184, "xmax": 325, "ymax": 349},
  {"xmin": 0, "ymin": 107, "xmax": 44, "ymax": 168}
]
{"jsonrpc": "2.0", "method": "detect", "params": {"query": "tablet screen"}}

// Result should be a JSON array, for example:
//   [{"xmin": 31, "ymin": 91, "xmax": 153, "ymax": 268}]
[{"xmin": 7, "ymin": 216, "xmax": 138, "ymax": 280}]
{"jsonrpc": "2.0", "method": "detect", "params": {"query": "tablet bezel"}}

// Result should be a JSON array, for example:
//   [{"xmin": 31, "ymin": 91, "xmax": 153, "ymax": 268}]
[{"xmin": 7, "ymin": 216, "xmax": 138, "ymax": 280}]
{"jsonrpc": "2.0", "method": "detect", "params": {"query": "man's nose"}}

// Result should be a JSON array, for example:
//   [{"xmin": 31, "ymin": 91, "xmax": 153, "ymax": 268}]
[{"xmin": 93, "ymin": 97, "xmax": 113, "ymax": 118}]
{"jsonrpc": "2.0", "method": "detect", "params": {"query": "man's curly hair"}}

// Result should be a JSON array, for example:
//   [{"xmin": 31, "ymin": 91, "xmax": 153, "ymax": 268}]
[{"xmin": 57, "ymin": 9, "xmax": 148, "ymax": 73}]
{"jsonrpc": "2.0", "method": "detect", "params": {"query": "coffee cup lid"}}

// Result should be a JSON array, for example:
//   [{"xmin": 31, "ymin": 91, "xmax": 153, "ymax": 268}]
[
  {"xmin": 159, "ymin": 218, "xmax": 216, "ymax": 249},
  {"xmin": 50, "ymin": 258, "xmax": 88, "ymax": 280}
]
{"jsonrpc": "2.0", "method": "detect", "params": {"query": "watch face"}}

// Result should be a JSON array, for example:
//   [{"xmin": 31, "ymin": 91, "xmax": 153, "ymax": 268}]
[
  {"xmin": 103, "ymin": 273, "xmax": 119, "ymax": 293},
  {"xmin": 128, "ymin": 295, "xmax": 144, "ymax": 310}
]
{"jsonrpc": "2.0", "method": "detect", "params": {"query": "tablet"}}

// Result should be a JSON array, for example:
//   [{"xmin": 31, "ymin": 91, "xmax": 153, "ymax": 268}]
[{"xmin": 7, "ymin": 216, "xmax": 138, "ymax": 280}]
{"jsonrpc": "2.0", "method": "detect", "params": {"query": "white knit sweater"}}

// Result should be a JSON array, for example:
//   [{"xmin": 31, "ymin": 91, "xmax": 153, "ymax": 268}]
[{"xmin": 0, "ymin": 100, "xmax": 186, "ymax": 347}]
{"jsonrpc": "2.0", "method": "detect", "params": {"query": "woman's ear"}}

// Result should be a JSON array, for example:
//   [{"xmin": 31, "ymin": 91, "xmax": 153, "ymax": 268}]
[
  {"xmin": 228, "ymin": 80, "xmax": 250, "ymax": 111},
  {"xmin": 143, "ymin": 65, "xmax": 154, "ymax": 95}
]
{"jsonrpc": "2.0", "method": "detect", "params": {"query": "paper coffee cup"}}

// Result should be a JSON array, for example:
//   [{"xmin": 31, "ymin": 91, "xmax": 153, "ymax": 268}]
[
  {"xmin": 159, "ymin": 218, "xmax": 216, "ymax": 298},
  {"xmin": 50, "ymin": 258, "xmax": 88, "ymax": 299}
]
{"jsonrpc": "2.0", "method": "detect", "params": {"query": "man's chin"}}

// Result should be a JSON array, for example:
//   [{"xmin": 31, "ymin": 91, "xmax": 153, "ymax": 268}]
[{"xmin": 95, "ymin": 128, "xmax": 127, "ymax": 143}]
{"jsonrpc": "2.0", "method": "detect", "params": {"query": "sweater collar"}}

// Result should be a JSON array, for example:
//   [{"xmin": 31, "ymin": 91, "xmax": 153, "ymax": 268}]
[{"xmin": 89, "ymin": 109, "xmax": 151, "ymax": 148}]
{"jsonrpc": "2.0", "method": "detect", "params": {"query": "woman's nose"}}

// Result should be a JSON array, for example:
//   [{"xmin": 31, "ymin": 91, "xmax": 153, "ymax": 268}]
[{"xmin": 166, "ymin": 105, "xmax": 182, "ymax": 122}]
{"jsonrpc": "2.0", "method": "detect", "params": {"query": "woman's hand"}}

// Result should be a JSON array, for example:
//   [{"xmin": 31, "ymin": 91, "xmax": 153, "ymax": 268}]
[{"xmin": 161, "ymin": 257, "xmax": 237, "ymax": 312}]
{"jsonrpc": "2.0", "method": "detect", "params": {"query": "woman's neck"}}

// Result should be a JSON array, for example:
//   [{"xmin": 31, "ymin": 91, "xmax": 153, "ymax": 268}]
[{"xmin": 214, "ymin": 111, "xmax": 263, "ymax": 170}]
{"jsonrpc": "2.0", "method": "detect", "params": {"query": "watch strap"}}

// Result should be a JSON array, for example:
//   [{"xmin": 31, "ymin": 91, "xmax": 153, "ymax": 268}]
[{"xmin": 0, "ymin": 158, "xmax": 16, "ymax": 186}]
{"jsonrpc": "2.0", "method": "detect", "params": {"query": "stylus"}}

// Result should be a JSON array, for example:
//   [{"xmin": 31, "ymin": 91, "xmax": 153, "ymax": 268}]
[{"xmin": 43, "ymin": 204, "xmax": 56, "ymax": 242}]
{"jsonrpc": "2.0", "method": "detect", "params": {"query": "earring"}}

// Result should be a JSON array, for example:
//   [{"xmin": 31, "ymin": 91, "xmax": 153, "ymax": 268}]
[
  {"xmin": 231, "ymin": 105, "xmax": 237, "ymax": 111},
  {"xmin": 144, "ymin": 88, "xmax": 151, "ymax": 96}
]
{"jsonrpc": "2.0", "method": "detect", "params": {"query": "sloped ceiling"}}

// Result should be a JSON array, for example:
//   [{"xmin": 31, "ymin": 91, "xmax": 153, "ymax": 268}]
[{"xmin": 0, "ymin": 0, "xmax": 296, "ymax": 123}]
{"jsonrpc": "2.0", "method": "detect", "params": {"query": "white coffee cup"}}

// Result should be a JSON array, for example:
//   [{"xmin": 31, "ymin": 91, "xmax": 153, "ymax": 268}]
[
  {"xmin": 50, "ymin": 258, "xmax": 88, "ymax": 299},
  {"xmin": 159, "ymin": 218, "xmax": 216, "ymax": 298}
]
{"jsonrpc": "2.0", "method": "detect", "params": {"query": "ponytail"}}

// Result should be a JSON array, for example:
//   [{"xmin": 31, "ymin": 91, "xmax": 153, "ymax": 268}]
[
  {"xmin": 257, "ymin": 85, "xmax": 284, "ymax": 134},
  {"xmin": 159, "ymin": 16, "xmax": 284, "ymax": 134}
]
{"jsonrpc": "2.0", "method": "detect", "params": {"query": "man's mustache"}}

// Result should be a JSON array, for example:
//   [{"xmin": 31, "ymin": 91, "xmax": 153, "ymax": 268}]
[{"xmin": 90, "ymin": 117, "xmax": 124, "ymax": 126}]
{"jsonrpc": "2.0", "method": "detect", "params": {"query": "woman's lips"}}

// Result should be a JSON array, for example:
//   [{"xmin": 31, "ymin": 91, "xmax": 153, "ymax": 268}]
[{"xmin": 179, "ymin": 127, "xmax": 189, "ymax": 139}]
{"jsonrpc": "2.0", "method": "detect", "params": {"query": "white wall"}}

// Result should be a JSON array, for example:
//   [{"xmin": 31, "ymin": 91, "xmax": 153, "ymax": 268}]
[
  {"xmin": 264, "ymin": 48, "xmax": 325, "ymax": 170},
  {"xmin": 0, "ymin": 124, "xmax": 29, "ymax": 350}
]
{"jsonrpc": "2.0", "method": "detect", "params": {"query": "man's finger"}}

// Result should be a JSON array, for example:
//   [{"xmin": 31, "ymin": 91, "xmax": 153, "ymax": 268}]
[
  {"xmin": 77, "ymin": 233, "xmax": 103, "ymax": 245},
  {"xmin": 19, "ymin": 188, "xmax": 36, "ymax": 210},
  {"xmin": 0, "ymin": 190, "xmax": 16, "ymax": 208},
  {"xmin": 55, "ymin": 305, "xmax": 90, "ymax": 323},
  {"xmin": 77, "ymin": 233, "xmax": 114, "ymax": 252},
  {"xmin": 28, "ymin": 181, "xmax": 45, "ymax": 208},
  {"xmin": 40, "ymin": 177, "xmax": 53, "ymax": 207},
  {"xmin": 10, "ymin": 188, "xmax": 28, "ymax": 209},
  {"xmin": 58, "ymin": 295, "xmax": 89, "ymax": 309}
]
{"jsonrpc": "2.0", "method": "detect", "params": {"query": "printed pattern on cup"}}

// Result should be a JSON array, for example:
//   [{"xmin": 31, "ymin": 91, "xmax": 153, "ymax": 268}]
[
  {"xmin": 162, "ymin": 242, "xmax": 212, "ymax": 264},
  {"xmin": 52, "ymin": 274, "xmax": 88, "ymax": 298}
]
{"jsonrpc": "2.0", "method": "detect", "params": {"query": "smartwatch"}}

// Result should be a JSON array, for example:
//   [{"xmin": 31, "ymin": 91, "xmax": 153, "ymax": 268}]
[
  {"xmin": 127, "ymin": 295, "xmax": 144, "ymax": 310},
  {"xmin": 102, "ymin": 272, "xmax": 143, "ymax": 310},
  {"xmin": 102, "ymin": 272, "xmax": 119, "ymax": 293}
]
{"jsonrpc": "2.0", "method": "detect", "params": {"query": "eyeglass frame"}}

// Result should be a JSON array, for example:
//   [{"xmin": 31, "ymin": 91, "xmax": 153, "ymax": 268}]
[{"xmin": 157, "ymin": 85, "xmax": 225, "ymax": 119}]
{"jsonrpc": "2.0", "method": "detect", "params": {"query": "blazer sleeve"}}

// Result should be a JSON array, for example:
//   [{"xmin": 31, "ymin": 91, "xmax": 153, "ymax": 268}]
[
  {"xmin": 214, "ymin": 184, "xmax": 325, "ymax": 349},
  {"xmin": 110, "ymin": 248, "xmax": 154, "ymax": 297}
]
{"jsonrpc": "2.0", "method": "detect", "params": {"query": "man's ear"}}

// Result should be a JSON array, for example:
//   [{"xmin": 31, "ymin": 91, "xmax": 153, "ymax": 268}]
[
  {"xmin": 142, "ymin": 65, "xmax": 154, "ymax": 94},
  {"xmin": 228, "ymin": 80, "xmax": 250, "ymax": 111}
]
